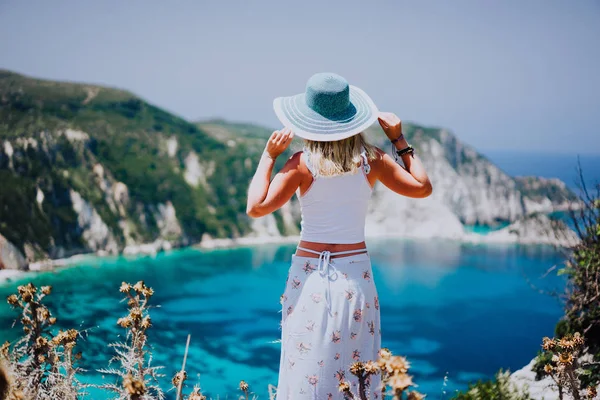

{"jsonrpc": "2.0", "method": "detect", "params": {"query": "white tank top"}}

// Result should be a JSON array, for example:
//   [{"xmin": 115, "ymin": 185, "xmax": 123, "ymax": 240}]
[{"xmin": 297, "ymin": 148, "xmax": 373, "ymax": 244}]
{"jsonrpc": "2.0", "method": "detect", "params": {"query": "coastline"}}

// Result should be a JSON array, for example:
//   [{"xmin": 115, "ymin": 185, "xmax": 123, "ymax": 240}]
[
  {"xmin": 0, "ymin": 269, "xmax": 30, "ymax": 284},
  {"xmin": 0, "ymin": 253, "xmax": 99, "ymax": 286},
  {"xmin": 0, "ymin": 235, "xmax": 303, "ymax": 287},
  {"xmin": 0, "ymin": 224, "xmax": 575, "ymax": 287}
]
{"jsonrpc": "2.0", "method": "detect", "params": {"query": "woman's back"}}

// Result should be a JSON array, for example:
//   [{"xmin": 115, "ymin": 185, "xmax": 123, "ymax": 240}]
[{"xmin": 298, "ymin": 151, "xmax": 372, "ymax": 244}]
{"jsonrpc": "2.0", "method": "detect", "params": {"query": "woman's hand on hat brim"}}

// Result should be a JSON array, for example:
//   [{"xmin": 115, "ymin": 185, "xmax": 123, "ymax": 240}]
[
  {"xmin": 377, "ymin": 112, "xmax": 403, "ymax": 141},
  {"xmin": 265, "ymin": 128, "xmax": 294, "ymax": 159}
]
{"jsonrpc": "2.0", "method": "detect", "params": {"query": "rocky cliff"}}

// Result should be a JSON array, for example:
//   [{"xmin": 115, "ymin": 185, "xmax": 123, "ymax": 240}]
[
  {"xmin": 0, "ymin": 70, "xmax": 578, "ymax": 267},
  {"xmin": 360, "ymin": 125, "xmax": 577, "ymax": 239},
  {"xmin": 515, "ymin": 176, "xmax": 577, "ymax": 213}
]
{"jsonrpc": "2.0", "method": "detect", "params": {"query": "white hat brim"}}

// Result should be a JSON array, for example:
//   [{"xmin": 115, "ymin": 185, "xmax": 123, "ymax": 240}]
[{"xmin": 273, "ymin": 85, "xmax": 379, "ymax": 141}]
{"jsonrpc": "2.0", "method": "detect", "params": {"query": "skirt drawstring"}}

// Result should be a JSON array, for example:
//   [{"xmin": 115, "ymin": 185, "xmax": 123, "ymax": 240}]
[{"xmin": 296, "ymin": 247, "xmax": 367, "ymax": 315}]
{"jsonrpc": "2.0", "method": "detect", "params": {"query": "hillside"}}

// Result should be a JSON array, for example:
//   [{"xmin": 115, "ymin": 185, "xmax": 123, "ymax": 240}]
[
  {"xmin": 0, "ymin": 70, "xmax": 296, "ymax": 262},
  {"xmin": 0, "ymin": 70, "xmax": 577, "ymax": 265}
]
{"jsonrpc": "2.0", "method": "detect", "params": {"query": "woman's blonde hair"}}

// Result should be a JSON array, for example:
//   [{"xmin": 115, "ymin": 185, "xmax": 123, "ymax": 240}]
[{"xmin": 304, "ymin": 133, "xmax": 377, "ymax": 177}]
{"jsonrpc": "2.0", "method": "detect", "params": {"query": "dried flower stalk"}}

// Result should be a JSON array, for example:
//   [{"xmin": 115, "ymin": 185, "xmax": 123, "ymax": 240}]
[{"xmin": 96, "ymin": 281, "xmax": 164, "ymax": 400}]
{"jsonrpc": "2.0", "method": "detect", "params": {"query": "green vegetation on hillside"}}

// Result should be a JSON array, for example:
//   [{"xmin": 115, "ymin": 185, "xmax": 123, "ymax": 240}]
[
  {"xmin": 0, "ymin": 70, "xmax": 308, "ymax": 259},
  {"xmin": 0, "ymin": 71, "xmax": 264, "ymax": 256}
]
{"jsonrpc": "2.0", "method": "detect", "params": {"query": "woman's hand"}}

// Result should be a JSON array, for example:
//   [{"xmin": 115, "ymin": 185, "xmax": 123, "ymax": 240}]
[
  {"xmin": 373, "ymin": 112, "xmax": 432, "ymax": 198},
  {"xmin": 377, "ymin": 112, "xmax": 403, "ymax": 142},
  {"xmin": 265, "ymin": 128, "xmax": 294, "ymax": 159}
]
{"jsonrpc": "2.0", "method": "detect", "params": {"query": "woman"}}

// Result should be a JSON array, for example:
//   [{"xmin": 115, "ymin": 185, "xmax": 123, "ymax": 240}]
[{"xmin": 246, "ymin": 73, "xmax": 432, "ymax": 399}]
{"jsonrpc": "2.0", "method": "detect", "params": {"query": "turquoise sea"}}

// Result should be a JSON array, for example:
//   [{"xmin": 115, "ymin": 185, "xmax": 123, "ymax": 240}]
[{"xmin": 0, "ymin": 239, "xmax": 566, "ymax": 398}]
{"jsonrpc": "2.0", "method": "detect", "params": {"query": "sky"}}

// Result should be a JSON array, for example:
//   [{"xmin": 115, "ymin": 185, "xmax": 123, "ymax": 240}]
[{"xmin": 1, "ymin": 0, "xmax": 599, "ymax": 154}]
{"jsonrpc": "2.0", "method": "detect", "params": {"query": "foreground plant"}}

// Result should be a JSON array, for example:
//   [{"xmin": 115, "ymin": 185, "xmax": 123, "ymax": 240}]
[
  {"xmin": 539, "ymin": 333, "xmax": 598, "ymax": 400},
  {"xmin": 378, "ymin": 349, "xmax": 425, "ymax": 400},
  {"xmin": 97, "ymin": 281, "xmax": 164, "ymax": 400},
  {"xmin": 556, "ymin": 180, "xmax": 600, "ymax": 391},
  {"xmin": 169, "ymin": 335, "xmax": 216, "ymax": 400},
  {"xmin": 336, "ymin": 348, "xmax": 425, "ymax": 400},
  {"xmin": 171, "ymin": 372, "xmax": 208, "ymax": 400},
  {"xmin": 171, "ymin": 367, "xmax": 256, "ymax": 400},
  {"xmin": 563, "ymin": 181, "xmax": 600, "ymax": 337},
  {"xmin": 2, "ymin": 283, "xmax": 83, "ymax": 399}
]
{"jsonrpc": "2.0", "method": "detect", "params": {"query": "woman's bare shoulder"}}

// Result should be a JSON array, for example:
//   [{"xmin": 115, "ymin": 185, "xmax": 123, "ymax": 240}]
[
  {"xmin": 368, "ymin": 146, "xmax": 401, "ymax": 179},
  {"xmin": 368, "ymin": 146, "xmax": 387, "ymax": 166},
  {"xmin": 287, "ymin": 150, "xmax": 303, "ymax": 167},
  {"xmin": 285, "ymin": 150, "xmax": 311, "ymax": 175},
  {"xmin": 371, "ymin": 146, "xmax": 386, "ymax": 158}
]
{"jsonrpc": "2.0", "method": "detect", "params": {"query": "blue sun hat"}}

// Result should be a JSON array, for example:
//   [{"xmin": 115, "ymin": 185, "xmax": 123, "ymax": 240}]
[{"xmin": 273, "ymin": 73, "xmax": 379, "ymax": 141}]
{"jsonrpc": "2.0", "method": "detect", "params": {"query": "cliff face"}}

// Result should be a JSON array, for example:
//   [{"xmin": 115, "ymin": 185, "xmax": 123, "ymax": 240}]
[
  {"xmin": 0, "ymin": 234, "xmax": 27, "ymax": 270},
  {"xmin": 482, "ymin": 213, "xmax": 579, "ymax": 247},
  {"xmin": 418, "ymin": 129, "xmax": 524, "ymax": 225},
  {"xmin": 0, "ymin": 70, "xmax": 577, "ymax": 265},
  {"xmin": 360, "ymin": 125, "xmax": 575, "ymax": 238},
  {"xmin": 0, "ymin": 128, "xmax": 183, "ymax": 260},
  {"xmin": 515, "ymin": 176, "xmax": 578, "ymax": 213}
]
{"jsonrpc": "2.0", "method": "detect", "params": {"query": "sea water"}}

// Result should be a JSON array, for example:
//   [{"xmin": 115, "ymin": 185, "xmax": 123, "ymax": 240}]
[{"xmin": 0, "ymin": 239, "xmax": 566, "ymax": 398}]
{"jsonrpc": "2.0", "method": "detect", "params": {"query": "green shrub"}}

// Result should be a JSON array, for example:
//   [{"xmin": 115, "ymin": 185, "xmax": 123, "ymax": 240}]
[
  {"xmin": 554, "ymin": 182, "xmax": 600, "ymax": 388},
  {"xmin": 451, "ymin": 370, "xmax": 531, "ymax": 400}
]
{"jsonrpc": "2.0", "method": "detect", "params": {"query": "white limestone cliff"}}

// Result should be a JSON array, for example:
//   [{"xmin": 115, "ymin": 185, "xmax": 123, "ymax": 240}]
[
  {"xmin": 482, "ymin": 214, "xmax": 579, "ymax": 247},
  {"xmin": 154, "ymin": 201, "xmax": 183, "ymax": 239},
  {"xmin": 70, "ymin": 190, "xmax": 119, "ymax": 254},
  {"xmin": 366, "ymin": 184, "xmax": 465, "ymax": 239},
  {"xmin": 0, "ymin": 234, "xmax": 28, "ymax": 270}
]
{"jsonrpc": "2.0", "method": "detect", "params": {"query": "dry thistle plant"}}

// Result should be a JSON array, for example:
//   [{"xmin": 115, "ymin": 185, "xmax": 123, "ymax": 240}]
[
  {"xmin": 336, "ymin": 348, "xmax": 425, "ymax": 400},
  {"xmin": 170, "ymin": 369, "xmax": 208, "ymax": 400},
  {"xmin": 97, "ymin": 281, "xmax": 164, "ymax": 400},
  {"xmin": 377, "ymin": 348, "xmax": 425, "ymax": 400},
  {"xmin": 239, "ymin": 380, "xmax": 250, "ymax": 400},
  {"xmin": 3, "ymin": 283, "xmax": 83, "ymax": 399},
  {"xmin": 170, "ymin": 372, "xmax": 254, "ymax": 400},
  {"xmin": 186, "ymin": 386, "xmax": 206, "ymax": 400},
  {"xmin": 337, "ymin": 360, "xmax": 378, "ymax": 399},
  {"xmin": 540, "ymin": 333, "xmax": 598, "ymax": 400}
]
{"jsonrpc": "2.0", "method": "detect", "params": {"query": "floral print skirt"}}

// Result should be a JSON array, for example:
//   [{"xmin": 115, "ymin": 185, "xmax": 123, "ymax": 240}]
[{"xmin": 276, "ymin": 252, "xmax": 382, "ymax": 399}]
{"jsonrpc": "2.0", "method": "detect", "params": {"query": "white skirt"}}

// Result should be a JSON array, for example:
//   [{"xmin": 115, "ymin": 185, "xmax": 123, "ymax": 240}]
[{"xmin": 276, "ymin": 252, "xmax": 382, "ymax": 399}]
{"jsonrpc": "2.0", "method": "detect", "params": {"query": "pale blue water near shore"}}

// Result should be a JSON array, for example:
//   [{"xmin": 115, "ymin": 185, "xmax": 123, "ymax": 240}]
[{"xmin": 0, "ymin": 239, "xmax": 566, "ymax": 398}]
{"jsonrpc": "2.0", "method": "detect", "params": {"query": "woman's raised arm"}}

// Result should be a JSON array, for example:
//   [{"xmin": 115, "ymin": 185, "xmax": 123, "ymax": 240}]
[
  {"xmin": 246, "ymin": 128, "xmax": 303, "ymax": 218},
  {"xmin": 372, "ymin": 112, "xmax": 433, "ymax": 198}
]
